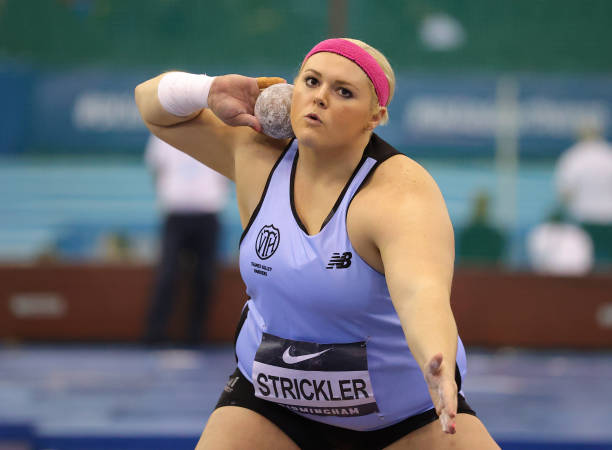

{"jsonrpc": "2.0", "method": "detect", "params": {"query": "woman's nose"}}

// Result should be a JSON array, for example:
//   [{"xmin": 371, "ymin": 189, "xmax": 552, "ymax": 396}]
[{"xmin": 313, "ymin": 90, "xmax": 327, "ymax": 108}]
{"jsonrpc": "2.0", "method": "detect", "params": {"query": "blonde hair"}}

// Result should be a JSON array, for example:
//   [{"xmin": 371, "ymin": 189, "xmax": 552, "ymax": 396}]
[
  {"xmin": 298, "ymin": 38, "xmax": 396, "ymax": 125},
  {"xmin": 343, "ymin": 39, "xmax": 395, "ymax": 125}
]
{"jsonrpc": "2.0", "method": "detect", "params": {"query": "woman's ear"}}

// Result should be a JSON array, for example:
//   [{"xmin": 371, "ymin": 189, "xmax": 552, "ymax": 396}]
[{"xmin": 366, "ymin": 107, "xmax": 387, "ymax": 131}]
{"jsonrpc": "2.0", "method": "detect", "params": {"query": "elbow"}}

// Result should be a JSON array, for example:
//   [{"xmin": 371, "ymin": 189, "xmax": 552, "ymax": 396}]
[
  {"xmin": 134, "ymin": 83, "xmax": 147, "ymax": 116},
  {"xmin": 134, "ymin": 81, "xmax": 162, "ymax": 128}
]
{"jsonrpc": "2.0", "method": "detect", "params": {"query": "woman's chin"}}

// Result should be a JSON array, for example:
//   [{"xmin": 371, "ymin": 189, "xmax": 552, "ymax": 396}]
[
  {"xmin": 295, "ymin": 132, "xmax": 318, "ymax": 148},
  {"xmin": 294, "ymin": 126, "xmax": 323, "ymax": 144}
]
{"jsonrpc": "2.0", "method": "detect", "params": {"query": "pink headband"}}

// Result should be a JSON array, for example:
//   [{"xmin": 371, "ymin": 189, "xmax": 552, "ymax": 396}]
[{"xmin": 303, "ymin": 38, "xmax": 390, "ymax": 107}]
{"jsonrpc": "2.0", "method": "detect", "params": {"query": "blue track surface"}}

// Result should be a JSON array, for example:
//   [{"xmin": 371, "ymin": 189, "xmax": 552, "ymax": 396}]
[{"xmin": 1, "ymin": 345, "xmax": 611, "ymax": 449}]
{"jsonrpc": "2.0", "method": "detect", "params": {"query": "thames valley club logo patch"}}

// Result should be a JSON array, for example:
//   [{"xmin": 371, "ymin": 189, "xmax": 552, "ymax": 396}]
[{"xmin": 255, "ymin": 224, "xmax": 280, "ymax": 260}]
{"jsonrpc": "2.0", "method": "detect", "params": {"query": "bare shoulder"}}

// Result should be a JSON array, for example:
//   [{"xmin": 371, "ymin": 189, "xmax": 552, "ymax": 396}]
[
  {"xmin": 234, "ymin": 132, "xmax": 291, "ymax": 184},
  {"xmin": 352, "ymin": 154, "xmax": 452, "ymax": 245},
  {"xmin": 348, "ymin": 154, "xmax": 452, "ymax": 274},
  {"xmin": 234, "ymin": 133, "xmax": 292, "ymax": 226},
  {"xmin": 359, "ymin": 154, "xmax": 444, "ymax": 208}
]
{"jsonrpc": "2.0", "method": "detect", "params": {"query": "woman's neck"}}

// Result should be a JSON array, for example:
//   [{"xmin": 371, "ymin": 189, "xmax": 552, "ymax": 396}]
[{"xmin": 296, "ymin": 132, "xmax": 372, "ymax": 185}]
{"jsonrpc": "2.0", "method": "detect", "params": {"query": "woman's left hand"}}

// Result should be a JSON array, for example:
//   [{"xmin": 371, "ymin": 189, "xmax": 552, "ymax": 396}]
[{"xmin": 424, "ymin": 353, "xmax": 457, "ymax": 434}]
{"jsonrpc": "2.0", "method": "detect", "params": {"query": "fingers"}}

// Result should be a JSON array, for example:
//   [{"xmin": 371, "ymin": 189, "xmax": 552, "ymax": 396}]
[
  {"xmin": 424, "ymin": 354, "xmax": 459, "ymax": 433},
  {"xmin": 233, "ymin": 113, "xmax": 261, "ymax": 133},
  {"xmin": 425, "ymin": 356, "xmax": 457, "ymax": 435},
  {"xmin": 440, "ymin": 411, "xmax": 456, "ymax": 434},
  {"xmin": 256, "ymin": 77, "xmax": 287, "ymax": 90},
  {"xmin": 439, "ymin": 380, "xmax": 457, "ymax": 434},
  {"xmin": 437, "ymin": 387, "xmax": 456, "ymax": 433}
]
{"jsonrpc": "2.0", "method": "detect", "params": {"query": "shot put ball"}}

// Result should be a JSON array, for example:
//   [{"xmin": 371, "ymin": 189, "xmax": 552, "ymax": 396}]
[{"xmin": 254, "ymin": 83, "xmax": 294, "ymax": 139}]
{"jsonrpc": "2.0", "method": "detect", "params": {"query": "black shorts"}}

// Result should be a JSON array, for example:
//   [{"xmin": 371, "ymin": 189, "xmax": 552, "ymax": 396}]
[{"xmin": 215, "ymin": 368, "xmax": 476, "ymax": 450}]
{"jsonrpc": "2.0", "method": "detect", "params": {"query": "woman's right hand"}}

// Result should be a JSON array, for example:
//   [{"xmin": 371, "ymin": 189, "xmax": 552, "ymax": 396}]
[
  {"xmin": 208, "ymin": 75, "xmax": 286, "ymax": 132},
  {"xmin": 424, "ymin": 353, "xmax": 457, "ymax": 434}
]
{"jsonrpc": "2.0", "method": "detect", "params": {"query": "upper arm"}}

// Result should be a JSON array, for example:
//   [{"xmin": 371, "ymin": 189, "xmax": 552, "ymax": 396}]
[
  {"xmin": 369, "ymin": 159, "xmax": 455, "ymax": 306},
  {"xmin": 135, "ymin": 74, "xmax": 284, "ymax": 181},
  {"xmin": 149, "ymin": 113, "xmax": 290, "ymax": 227},
  {"xmin": 354, "ymin": 158, "xmax": 459, "ymax": 370},
  {"xmin": 135, "ymin": 74, "xmax": 251, "ymax": 180},
  {"xmin": 144, "ymin": 109, "xmax": 252, "ymax": 180}
]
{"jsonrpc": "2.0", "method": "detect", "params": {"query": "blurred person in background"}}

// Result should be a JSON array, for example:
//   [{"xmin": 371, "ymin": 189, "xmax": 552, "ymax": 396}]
[
  {"xmin": 556, "ymin": 124, "xmax": 612, "ymax": 269},
  {"xmin": 456, "ymin": 190, "xmax": 506, "ymax": 267},
  {"xmin": 136, "ymin": 37, "xmax": 498, "ymax": 449},
  {"xmin": 527, "ymin": 206, "xmax": 594, "ymax": 276},
  {"xmin": 144, "ymin": 135, "xmax": 229, "ymax": 346},
  {"xmin": 99, "ymin": 230, "xmax": 133, "ymax": 263}
]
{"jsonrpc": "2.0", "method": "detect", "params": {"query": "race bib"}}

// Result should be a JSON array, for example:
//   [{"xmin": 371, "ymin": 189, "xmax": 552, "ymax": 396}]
[{"xmin": 252, "ymin": 333, "xmax": 379, "ymax": 417}]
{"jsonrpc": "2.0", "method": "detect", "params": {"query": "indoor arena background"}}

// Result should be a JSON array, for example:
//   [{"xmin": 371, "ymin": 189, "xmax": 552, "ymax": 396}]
[{"xmin": 1, "ymin": 1, "xmax": 611, "ymax": 449}]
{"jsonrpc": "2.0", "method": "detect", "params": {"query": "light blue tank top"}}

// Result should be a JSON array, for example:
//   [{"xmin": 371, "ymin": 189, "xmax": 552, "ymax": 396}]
[{"xmin": 235, "ymin": 134, "xmax": 467, "ymax": 431}]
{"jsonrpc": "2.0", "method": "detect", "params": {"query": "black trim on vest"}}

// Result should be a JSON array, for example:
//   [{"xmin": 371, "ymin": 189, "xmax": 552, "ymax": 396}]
[
  {"xmin": 455, "ymin": 362, "xmax": 462, "ymax": 391},
  {"xmin": 320, "ymin": 151, "xmax": 369, "ymax": 231},
  {"xmin": 233, "ymin": 303, "xmax": 250, "ymax": 362},
  {"xmin": 346, "ymin": 133, "xmax": 403, "ymax": 213},
  {"xmin": 288, "ymin": 155, "xmax": 304, "ymax": 233},
  {"xmin": 364, "ymin": 133, "xmax": 402, "ymax": 163},
  {"xmin": 289, "ymin": 143, "xmax": 370, "ymax": 235},
  {"xmin": 239, "ymin": 139, "xmax": 295, "ymax": 246},
  {"xmin": 289, "ymin": 154, "xmax": 309, "ymax": 234}
]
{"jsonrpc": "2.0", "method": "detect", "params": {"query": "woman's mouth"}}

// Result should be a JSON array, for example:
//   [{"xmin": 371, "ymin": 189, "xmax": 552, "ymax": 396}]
[{"xmin": 305, "ymin": 113, "xmax": 322, "ymax": 124}]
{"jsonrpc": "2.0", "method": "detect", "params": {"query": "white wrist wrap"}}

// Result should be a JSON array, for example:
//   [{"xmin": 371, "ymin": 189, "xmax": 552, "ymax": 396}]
[{"xmin": 157, "ymin": 72, "xmax": 215, "ymax": 117}]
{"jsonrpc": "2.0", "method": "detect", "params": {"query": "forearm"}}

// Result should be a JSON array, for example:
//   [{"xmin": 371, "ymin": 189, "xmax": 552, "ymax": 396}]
[
  {"xmin": 134, "ymin": 72, "xmax": 209, "ymax": 127},
  {"xmin": 394, "ymin": 285, "xmax": 458, "ymax": 376}
]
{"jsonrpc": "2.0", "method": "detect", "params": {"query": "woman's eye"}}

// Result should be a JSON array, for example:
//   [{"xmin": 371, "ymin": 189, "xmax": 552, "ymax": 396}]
[
  {"xmin": 305, "ymin": 77, "xmax": 318, "ymax": 87},
  {"xmin": 338, "ymin": 87, "xmax": 353, "ymax": 98}
]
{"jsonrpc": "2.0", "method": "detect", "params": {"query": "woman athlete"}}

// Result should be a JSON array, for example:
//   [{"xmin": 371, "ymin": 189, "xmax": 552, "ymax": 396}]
[{"xmin": 135, "ymin": 38, "xmax": 499, "ymax": 449}]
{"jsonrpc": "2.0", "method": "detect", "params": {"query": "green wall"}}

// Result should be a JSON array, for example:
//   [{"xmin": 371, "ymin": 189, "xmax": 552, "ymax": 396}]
[{"xmin": 1, "ymin": 0, "xmax": 610, "ymax": 72}]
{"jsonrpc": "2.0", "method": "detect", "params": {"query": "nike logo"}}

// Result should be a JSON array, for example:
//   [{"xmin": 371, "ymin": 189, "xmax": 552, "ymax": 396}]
[{"xmin": 281, "ymin": 347, "xmax": 331, "ymax": 365}]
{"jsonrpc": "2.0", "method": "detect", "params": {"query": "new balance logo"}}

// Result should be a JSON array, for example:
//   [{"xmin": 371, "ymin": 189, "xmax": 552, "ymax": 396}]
[{"xmin": 326, "ymin": 252, "xmax": 352, "ymax": 269}]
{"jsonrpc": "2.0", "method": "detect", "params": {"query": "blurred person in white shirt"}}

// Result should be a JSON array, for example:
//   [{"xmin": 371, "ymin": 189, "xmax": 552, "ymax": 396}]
[
  {"xmin": 556, "ymin": 125, "xmax": 612, "ymax": 267},
  {"xmin": 527, "ymin": 207, "xmax": 594, "ymax": 276},
  {"xmin": 144, "ymin": 135, "xmax": 230, "ymax": 345}
]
